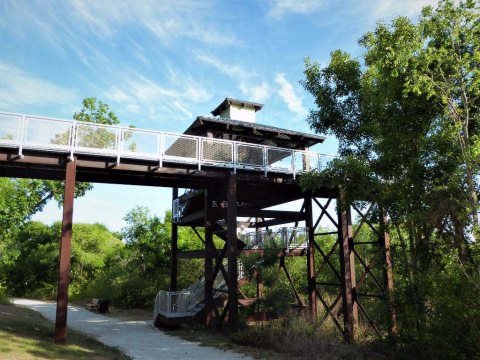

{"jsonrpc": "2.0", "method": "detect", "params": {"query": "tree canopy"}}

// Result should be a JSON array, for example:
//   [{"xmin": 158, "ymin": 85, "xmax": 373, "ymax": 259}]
[{"xmin": 301, "ymin": 1, "xmax": 480, "ymax": 357}]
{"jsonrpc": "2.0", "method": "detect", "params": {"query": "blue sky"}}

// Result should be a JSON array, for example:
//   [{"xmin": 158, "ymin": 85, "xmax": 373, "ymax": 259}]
[{"xmin": 1, "ymin": 0, "xmax": 438, "ymax": 231}]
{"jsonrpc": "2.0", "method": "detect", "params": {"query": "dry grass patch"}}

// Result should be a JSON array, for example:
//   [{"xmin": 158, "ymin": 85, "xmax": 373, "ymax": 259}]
[{"xmin": 0, "ymin": 303, "xmax": 130, "ymax": 360}]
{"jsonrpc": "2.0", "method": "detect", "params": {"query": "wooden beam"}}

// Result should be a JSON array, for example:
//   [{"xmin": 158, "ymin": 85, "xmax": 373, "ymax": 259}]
[
  {"xmin": 237, "ymin": 209, "xmax": 306, "ymax": 220},
  {"xmin": 177, "ymin": 250, "xmax": 207, "ymax": 259}
]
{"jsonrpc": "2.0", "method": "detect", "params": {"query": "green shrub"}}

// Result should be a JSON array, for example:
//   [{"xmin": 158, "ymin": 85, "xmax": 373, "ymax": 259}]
[{"xmin": 0, "ymin": 284, "xmax": 9, "ymax": 304}]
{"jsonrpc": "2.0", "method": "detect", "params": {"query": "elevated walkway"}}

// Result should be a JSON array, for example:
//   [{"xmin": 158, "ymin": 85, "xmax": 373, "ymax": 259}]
[{"xmin": 0, "ymin": 111, "xmax": 334, "ymax": 178}]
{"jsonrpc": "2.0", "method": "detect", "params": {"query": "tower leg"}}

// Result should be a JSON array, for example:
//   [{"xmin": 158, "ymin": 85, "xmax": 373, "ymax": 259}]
[
  {"xmin": 170, "ymin": 188, "xmax": 178, "ymax": 291},
  {"xmin": 338, "ymin": 194, "xmax": 358, "ymax": 343},
  {"xmin": 226, "ymin": 173, "xmax": 238, "ymax": 330},
  {"xmin": 55, "ymin": 158, "xmax": 76, "ymax": 344},
  {"xmin": 381, "ymin": 209, "xmax": 397, "ymax": 335},
  {"xmin": 305, "ymin": 195, "xmax": 317, "ymax": 320},
  {"xmin": 204, "ymin": 188, "xmax": 214, "ymax": 326}
]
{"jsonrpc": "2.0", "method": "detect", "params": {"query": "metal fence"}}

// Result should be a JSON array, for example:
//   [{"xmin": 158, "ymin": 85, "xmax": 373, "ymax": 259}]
[
  {"xmin": 0, "ymin": 111, "xmax": 334, "ymax": 177},
  {"xmin": 238, "ymin": 227, "xmax": 308, "ymax": 251}
]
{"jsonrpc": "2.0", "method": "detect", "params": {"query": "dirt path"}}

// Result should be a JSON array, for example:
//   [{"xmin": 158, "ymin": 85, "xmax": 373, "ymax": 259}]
[{"xmin": 12, "ymin": 299, "xmax": 253, "ymax": 360}]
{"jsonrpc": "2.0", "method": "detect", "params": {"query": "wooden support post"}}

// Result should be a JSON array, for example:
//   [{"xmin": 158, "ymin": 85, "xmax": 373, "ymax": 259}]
[
  {"xmin": 170, "ymin": 188, "xmax": 178, "ymax": 291},
  {"xmin": 55, "ymin": 158, "xmax": 76, "ymax": 344},
  {"xmin": 338, "ymin": 194, "xmax": 358, "ymax": 343},
  {"xmin": 204, "ymin": 187, "xmax": 214, "ymax": 327},
  {"xmin": 380, "ymin": 209, "xmax": 397, "ymax": 335},
  {"xmin": 305, "ymin": 195, "xmax": 317, "ymax": 320},
  {"xmin": 227, "ymin": 172, "xmax": 238, "ymax": 330}
]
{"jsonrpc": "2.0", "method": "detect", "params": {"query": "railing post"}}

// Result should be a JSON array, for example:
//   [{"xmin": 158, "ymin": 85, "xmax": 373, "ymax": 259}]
[
  {"xmin": 158, "ymin": 133, "xmax": 164, "ymax": 168},
  {"xmin": 292, "ymin": 151, "xmax": 297, "ymax": 179},
  {"xmin": 69, "ymin": 122, "xmax": 76, "ymax": 159},
  {"xmin": 198, "ymin": 138, "xmax": 202, "ymax": 171},
  {"xmin": 263, "ymin": 146, "xmax": 268, "ymax": 177},
  {"xmin": 233, "ymin": 142, "xmax": 237, "ymax": 174},
  {"xmin": 116, "ymin": 127, "xmax": 121, "ymax": 165},
  {"xmin": 18, "ymin": 115, "xmax": 26, "ymax": 157}
]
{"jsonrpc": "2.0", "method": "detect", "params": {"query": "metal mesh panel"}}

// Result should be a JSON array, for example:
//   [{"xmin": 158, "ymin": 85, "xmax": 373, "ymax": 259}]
[
  {"xmin": 236, "ymin": 143, "xmax": 264, "ymax": 167},
  {"xmin": 201, "ymin": 139, "xmax": 233, "ymax": 163},
  {"xmin": 0, "ymin": 113, "xmax": 22, "ymax": 143},
  {"xmin": 163, "ymin": 135, "xmax": 197, "ymax": 160},
  {"xmin": 168, "ymin": 291, "xmax": 191, "ymax": 313},
  {"xmin": 319, "ymin": 154, "xmax": 335, "ymax": 171},
  {"xmin": 285, "ymin": 227, "xmax": 308, "ymax": 249},
  {"xmin": 294, "ymin": 151, "xmax": 320, "ymax": 172},
  {"xmin": 121, "ymin": 129, "xmax": 159, "ymax": 157},
  {"xmin": 25, "ymin": 116, "xmax": 73, "ymax": 148},
  {"xmin": 75, "ymin": 123, "xmax": 118, "ymax": 151},
  {"xmin": 267, "ymin": 148, "xmax": 292, "ymax": 170},
  {"xmin": 157, "ymin": 291, "xmax": 168, "ymax": 313}
]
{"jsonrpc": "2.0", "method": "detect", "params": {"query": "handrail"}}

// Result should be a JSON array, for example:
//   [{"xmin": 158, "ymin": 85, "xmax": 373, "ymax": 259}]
[
  {"xmin": 0, "ymin": 111, "xmax": 335, "ymax": 176},
  {"xmin": 153, "ymin": 226, "xmax": 308, "ymax": 320}
]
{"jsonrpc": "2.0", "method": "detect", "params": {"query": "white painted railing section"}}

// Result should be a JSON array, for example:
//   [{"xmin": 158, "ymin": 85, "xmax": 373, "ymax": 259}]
[{"xmin": 0, "ymin": 111, "xmax": 335, "ymax": 176}]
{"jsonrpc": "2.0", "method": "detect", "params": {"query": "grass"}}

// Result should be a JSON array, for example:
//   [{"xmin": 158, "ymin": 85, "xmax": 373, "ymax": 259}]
[
  {"xmin": 0, "ymin": 303, "xmax": 130, "ymax": 360},
  {"xmin": 156, "ymin": 317, "xmax": 387, "ymax": 360},
  {"xmin": 161, "ymin": 324, "xmax": 280, "ymax": 360},
  {"xmin": 232, "ymin": 316, "xmax": 388, "ymax": 360}
]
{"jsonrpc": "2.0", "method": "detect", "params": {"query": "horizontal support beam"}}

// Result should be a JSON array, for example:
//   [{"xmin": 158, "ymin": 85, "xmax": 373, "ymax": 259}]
[
  {"xmin": 177, "ymin": 250, "xmax": 206, "ymax": 259},
  {"xmin": 237, "ymin": 209, "xmax": 306, "ymax": 220},
  {"xmin": 177, "ymin": 210, "xmax": 206, "ymax": 225}
]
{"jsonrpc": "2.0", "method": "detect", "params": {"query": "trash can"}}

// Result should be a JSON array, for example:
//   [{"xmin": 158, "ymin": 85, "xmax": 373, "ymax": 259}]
[{"xmin": 98, "ymin": 299, "xmax": 110, "ymax": 313}]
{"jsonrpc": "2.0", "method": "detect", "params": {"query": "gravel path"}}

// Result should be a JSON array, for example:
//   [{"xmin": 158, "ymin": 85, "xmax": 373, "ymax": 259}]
[{"xmin": 12, "ymin": 299, "xmax": 253, "ymax": 360}]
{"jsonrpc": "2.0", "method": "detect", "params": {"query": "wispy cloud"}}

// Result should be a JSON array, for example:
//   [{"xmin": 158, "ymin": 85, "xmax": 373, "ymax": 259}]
[
  {"xmin": 266, "ymin": 0, "xmax": 327, "ymax": 19},
  {"xmin": 195, "ymin": 53, "xmax": 251, "ymax": 79},
  {"xmin": 0, "ymin": 63, "xmax": 76, "ymax": 110},
  {"xmin": 196, "ymin": 52, "xmax": 270, "ymax": 103},
  {"xmin": 238, "ymin": 80, "xmax": 270, "ymax": 103},
  {"xmin": 103, "ymin": 70, "xmax": 213, "ymax": 126},
  {"xmin": 69, "ymin": 0, "xmax": 238, "ymax": 46},
  {"xmin": 274, "ymin": 73, "xmax": 307, "ymax": 118}
]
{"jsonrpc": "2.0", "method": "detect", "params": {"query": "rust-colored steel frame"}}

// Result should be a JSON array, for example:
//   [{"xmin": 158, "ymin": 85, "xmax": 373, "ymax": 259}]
[
  {"xmin": 0, "ymin": 145, "xmax": 395, "ymax": 341},
  {"xmin": 54, "ymin": 157, "xmax": 76, "ymax": 344},
  {"xmin": 306, "ymin": 195, "xmax": 396, "ymax": 342}
]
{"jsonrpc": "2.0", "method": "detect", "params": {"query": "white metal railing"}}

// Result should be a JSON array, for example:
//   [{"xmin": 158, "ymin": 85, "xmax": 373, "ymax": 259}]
[
  {"xmin": 0, "ymin": 111, "xmax": 335, "ymax": 177},
  {"xmin": 153, "ymin": 226, "xmax": 308, "ymax": 320},
  {"xmin": 238, "ymin": 227, "xmax": 308, "ymax": 252}
]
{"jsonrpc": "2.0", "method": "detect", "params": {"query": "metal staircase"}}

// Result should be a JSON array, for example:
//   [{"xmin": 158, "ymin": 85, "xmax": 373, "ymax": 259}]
[{"xmin": 153, "ymin": 226, "xmax": 308, "ymax": 326}]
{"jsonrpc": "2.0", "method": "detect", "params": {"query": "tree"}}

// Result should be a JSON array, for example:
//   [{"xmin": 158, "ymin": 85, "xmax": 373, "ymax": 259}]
[
  {"xmin": 302, "ymin": 0, "xmax": 479, "ymax": 254},
  {"xmin": 0, "ymin": 98, "xmax": 120, "ymax": 291},
  {"xmin": 73, "ymin": 98, "xmax": 119, "ymax": 125},
  {"xmin": 301, "ymin": 0, "xmax": 480, "ymax": 357},
  {"xmin": 0, "ymin": 98, "xmax": 119, "ymax": 230}
]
